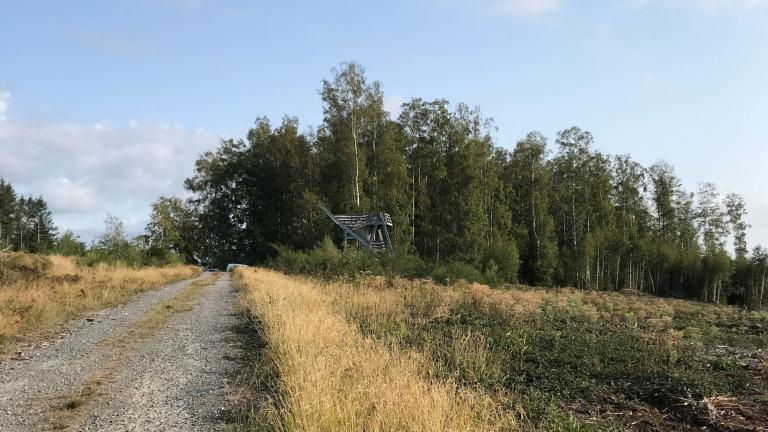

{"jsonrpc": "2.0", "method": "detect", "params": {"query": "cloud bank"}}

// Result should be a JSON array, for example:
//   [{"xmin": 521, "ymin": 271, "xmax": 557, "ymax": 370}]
[
  {"xmin": 0, "ymin": 91, "xmax": 221, "ymax": 241},
  {"xmin": 0, "ymin": 91, "xmax": 9, "ymax": 122}
]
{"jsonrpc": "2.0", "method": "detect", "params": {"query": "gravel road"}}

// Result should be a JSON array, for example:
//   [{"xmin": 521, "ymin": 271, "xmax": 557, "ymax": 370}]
[{"xmin": 0, "ymin": 272, "xmax": 241, "ymax": 432}]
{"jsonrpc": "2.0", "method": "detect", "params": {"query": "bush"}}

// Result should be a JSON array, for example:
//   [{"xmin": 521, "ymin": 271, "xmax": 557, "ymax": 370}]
[
  {"xmin": 54, "ymin": 230, "xmax": 87, "ymax": 256},
  {"xmin": 273, "ymin": 240, "xmax": 504, "ymax": 286},
  {"xmin": 272, "ymin": 237, "xmax": 382, "ymax": 278},
  {"xmin": 481, "ymin": 239, "xmax": 519, "ymax": 284},
  {"xmin": 142, "ymin": 246, "xmax": 185, "ymax": 267},
  {"xmin": 78, "ymin": 244, "xmax": 184, "ymax": 268},
  {"xmin": 431, "ymin": 262, "xmax": 484, "ymax": 285},
  {"xmin": 380, "ymin": 253, "xmax": 430, "ymax": 279}
]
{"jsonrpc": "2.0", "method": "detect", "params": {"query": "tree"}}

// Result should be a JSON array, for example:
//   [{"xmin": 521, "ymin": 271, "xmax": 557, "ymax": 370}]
[
  {"xmin": 25, "ymin": 196, "xmax": 57, "ymax": 253},
  {"xmin": 724, "ymin": 192, "xmax": 749, "ymax": 258},
  {"xmin": 97, "ymin": 214, "xmax": 129, "ymax": 251},
  {"xmin": 550, "ymin": 127, "xmax": 614, "ymax": 289},
  {"xmin": 648, "ymin": 161, "xmax": 680, "ymax": 239},
  {"xmin": 146, "ymin": 196, "xmax": 198, "ymax": 263},
  {"xmin": 508, "ymin": 132, "xmax": 556, "ymax": 285},
  {"xmin": 0, "ymin": 179, "xmax": 17, "ymax": 249},
  {"xmin": 176, "ymin": 62, "xmax": 760, "ymax": 307},
  {"xmin": 320, "ymin": 62, "xmax": 383, "ymax": 210},
  {"xmin": 696, "ymin": 182, "xmax": 731, "ymax": 303},
  {"xmin": 750, "ymin": 246, "xmax": 767, "ymax": 310},
  {"xmin": 185, "ymin": 138, "xmax": 251, "ymax": 268},
  {"xmin": 696, "ymin": 183, "xmax": 729, "ymax": 254},
  {"xmin": 55, "ymin": 230, "xmax": 86, "ymax": 256},
  {"xmin": 367, "ymin": 120, "xmax": 410, "ymax": 249},
  {"xmin": 398, "ymin": 98, "xmax": 451, "ymax": 256},
  {"xmin": 609, "ymin": 155, "xmax": 650, "ymax": 291}
]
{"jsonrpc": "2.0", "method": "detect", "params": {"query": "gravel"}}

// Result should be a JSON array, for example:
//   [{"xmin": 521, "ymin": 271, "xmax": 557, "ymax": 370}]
[{"xmin": 0, "ymin": 272, "xmax": 241, "ymax": 431}]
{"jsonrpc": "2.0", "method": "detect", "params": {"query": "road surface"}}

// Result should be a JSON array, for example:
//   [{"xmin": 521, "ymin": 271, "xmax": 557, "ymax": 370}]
[{"xmin": 0, "ymin": 272, "xmax": 240, "ymax": 431}]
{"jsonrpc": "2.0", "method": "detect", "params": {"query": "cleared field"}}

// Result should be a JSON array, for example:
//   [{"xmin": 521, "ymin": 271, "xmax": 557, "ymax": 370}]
[
  {"xmin": 234, "ymin": 267, "xmax": 517, "ymax": 432},
  {"xmin": 0, "ymin": 252, "xmax": 200, "ymax": 353},
  {"xmin": 235, "ymin": 268, "xmax": 768, "ymax": 431}
]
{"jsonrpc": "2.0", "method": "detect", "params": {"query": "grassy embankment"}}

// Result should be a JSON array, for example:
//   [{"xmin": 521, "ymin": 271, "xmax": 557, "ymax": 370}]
[
  {"xmin": 235, "ymin": 268, "xmax": 768, "ymax": 431},
  {"xmin": 0, "ymin": 252, "xmax": 200, "ymax": 353}
]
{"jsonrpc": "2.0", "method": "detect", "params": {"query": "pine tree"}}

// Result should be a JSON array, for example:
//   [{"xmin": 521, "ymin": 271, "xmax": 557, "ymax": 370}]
[{"xmin": 0, "ymin": 179, "xmax": 18, "ymax": 249}]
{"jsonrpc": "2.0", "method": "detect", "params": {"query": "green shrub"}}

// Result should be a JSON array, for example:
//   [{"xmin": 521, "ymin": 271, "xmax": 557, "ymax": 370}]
[
  {"xmin": 711, "ymin": 357, "xmax": 737, "ymax": 371},
  {"xmin": 272, "ymin": 237, "xmax": 383, "ymax": 278},
  {"xmin": 54, "ymin": 230, "xmax": 87, "ymax": 256},
  {"xmin": 431, "ymin": 262, "xmax": 484, "ymax": 285},
  {"xmin": 481, "ymin": 239, "xmax": 519, "ymax": 284},
  {"xmin": 380, "ymin": 253, "xmax": 429, "ymax": 279},
  {"xmin": 78, "ymin": 244, "xmax": 183, "ymax": 268}
]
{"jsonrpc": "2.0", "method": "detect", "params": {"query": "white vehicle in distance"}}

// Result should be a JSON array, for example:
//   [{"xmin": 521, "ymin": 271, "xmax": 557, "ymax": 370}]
[{"xmin": 226, "ymin": 263, "xmax": 248, "ymax": 272}]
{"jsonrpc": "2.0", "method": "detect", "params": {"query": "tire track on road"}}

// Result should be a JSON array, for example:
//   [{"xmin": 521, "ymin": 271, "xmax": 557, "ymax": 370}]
[
  {"xmin": 0, "ymin": 274, "xmax": 210, "ymax": 431},
  {"xmin": 45, "ymin": 274, "xmax": 221, "ymax": 430}
]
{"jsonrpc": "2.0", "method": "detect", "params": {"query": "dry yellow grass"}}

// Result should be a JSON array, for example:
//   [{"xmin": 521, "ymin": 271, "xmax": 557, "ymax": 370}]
[
  {"xmin": 332, "ymin": 276, "xmax": 768, "ymax": 336},
  {"xmin": 235, "ymin": 267, "xmax": 518, "ymax": 432},
  {"xmin": 0, "ymin": 254, "xmax": 200, "ymax": 352}
]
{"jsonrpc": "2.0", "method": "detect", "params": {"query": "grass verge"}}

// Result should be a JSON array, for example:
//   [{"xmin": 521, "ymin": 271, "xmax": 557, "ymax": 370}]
[
  {"xmin": 233, "ymin": 267, "xmax": 518, "ymax": 432},
  {"xmin": 0, "ymin": 252, "xmax": 200, "ymax": 354}
]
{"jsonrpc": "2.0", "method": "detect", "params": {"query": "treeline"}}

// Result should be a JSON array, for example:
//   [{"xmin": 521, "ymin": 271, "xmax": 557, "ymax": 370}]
[
  {"xmin": 0, "ymin": 178, "xmax": 57, "ymax": 253},
  {"xmin": 180, "ymin": 62, "xmax": 764, "ymax": 308},
  {"xmin": 0, "ymin": 178, "xmax": 184, "ymax": 267}
]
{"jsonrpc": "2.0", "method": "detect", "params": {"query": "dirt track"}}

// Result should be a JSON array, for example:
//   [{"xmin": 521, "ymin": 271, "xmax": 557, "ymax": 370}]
[{"xmin": 0, "ymin": 272, "xmax": 240, "ymax": 431}]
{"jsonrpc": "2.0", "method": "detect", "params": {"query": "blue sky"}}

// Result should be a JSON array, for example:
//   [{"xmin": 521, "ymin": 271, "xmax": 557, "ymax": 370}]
[{"xmin": 1, "ymin": 0, "xmax": 767, "ymax": 246}]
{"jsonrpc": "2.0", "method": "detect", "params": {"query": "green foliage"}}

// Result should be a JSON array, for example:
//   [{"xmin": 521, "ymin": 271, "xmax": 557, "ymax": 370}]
[
  {"xmin": 379, "ymin": 253, "xmax": 429, "ymax": 279},
  {"xmin": 146, "ymin": 196, "xmax": 198, "ymax": 263},
  {"xmin": 54, "ymin": 230, "xmax": 87, "ymax": 256},
  {"xmin": 271, "ymin": 237, "xmax": 382, "ymax": 279},
  {"xmin": 78, "ymin": 215, "xmax": 183, "ymax": 268},
  {"xmin": 480, "ymin": 238, "xmax": 519, "ymax": 284},
  {"xmin": 180, "ymin": 63, "xmax": 765, "ymax": 308},
  {"xmin": 272, "ymin": 237, "xmax": 509, "ymax": 286},
  {"xmin": 0, "ymin": 179, "xmax": 57, "ymax": 253},
  {"xmin": 431, "ymin": 262, "xmax": 484, "ymax": 285}
]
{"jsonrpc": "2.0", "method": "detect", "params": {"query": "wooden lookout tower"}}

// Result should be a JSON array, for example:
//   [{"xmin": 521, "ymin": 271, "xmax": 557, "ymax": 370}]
[{"xmin": 319, "ymin": 204, "xmax": 394, "ymax": 255}]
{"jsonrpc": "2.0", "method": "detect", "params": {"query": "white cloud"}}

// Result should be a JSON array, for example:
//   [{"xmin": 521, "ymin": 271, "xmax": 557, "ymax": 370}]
[
  {"xmin": 631, "ymin": 0, "xmax": 768, "ymax": 11},
  {"xmin": 494, "ymin": 0, "xmax": 562, "ymax": 16},
  {"xmin": 0, "ymin": 90, "xmax": 9, "ymax": 122},
  {"xmin": 44, "ymin": 178, "xmax": 99, "ymax": 213},
  {"xmin": 0, "ymin": 95, "xmax": 222, "ymax": 239}
]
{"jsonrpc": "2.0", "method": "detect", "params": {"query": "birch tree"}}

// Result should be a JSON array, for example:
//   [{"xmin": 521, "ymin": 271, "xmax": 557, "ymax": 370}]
[{"xmin": 321, "ymin": 62, "xmax": 383, "ymax": 209}]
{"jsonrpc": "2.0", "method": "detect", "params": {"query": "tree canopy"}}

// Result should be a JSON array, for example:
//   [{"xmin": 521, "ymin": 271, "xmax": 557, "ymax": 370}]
[{"xmin": 178, "ymin": 62, "xmax": 767, "ymax": 308}]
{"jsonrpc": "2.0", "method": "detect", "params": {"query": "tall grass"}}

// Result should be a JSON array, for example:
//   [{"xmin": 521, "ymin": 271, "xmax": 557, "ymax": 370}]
[
  {"xmin": 234, "ymin": 268, "xmax": 518, "ymax": 432},
  {"xmin": 0, "ymin": 253, "xmax": 199, "ymax": 353},
  {"xmin": 324, "ymin": 277, "xmax": 768, "ymax": 429}
]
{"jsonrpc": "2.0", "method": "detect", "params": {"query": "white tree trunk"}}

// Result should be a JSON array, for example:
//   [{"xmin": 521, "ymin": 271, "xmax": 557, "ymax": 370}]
[{"xmin": 352, "ymin": 127, "xmax": 360, "ymax": 207}]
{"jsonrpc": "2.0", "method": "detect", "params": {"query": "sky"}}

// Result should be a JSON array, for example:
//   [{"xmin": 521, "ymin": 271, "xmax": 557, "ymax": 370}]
[{"xmin": 0, "ymin": 0, "xmax": 767, "ymax": 246}]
